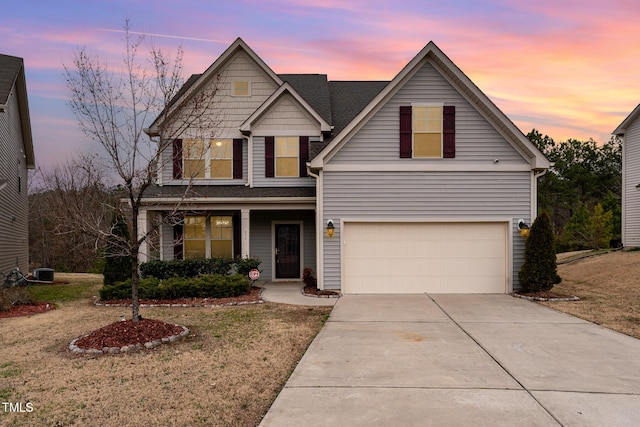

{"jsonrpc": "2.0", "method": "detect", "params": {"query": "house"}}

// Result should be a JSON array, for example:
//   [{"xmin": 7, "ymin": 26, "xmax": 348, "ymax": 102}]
[
  {"xmin": 0, "ymin": 54, "xmax": 34, "ymax": 275},
  {"xmin": 140, "ymin": 38, "xmax": 549, "ymax": 294},
  {"xmin": 614, "ymin": 105, "xmax": 640, "ymax": 248}
]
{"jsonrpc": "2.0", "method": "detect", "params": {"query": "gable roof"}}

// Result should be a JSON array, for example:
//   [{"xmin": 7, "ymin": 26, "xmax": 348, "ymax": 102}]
[
  {"xmin": 239, "ymin": 82, "xmax": 332, "ymax": 133},
  {"xmin": 147, "ymin": 38, "xmax": 282, "ymax": 136},
  {"xmin": 613, "ymin": 104, "xmax": 640, "ymax": 136},
  {"xmin": 0, "ymin": 54, "xmax": 34, "ymax": 168},
  {"xmin": 310, "ymin": 41, "xmax": 550, "ymax": 170}
]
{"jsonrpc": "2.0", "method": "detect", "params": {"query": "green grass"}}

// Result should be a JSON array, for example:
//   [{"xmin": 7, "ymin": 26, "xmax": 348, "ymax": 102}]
[{"xmin": 26, "ymin": 274, "xmax": 102, "ymax": 303}]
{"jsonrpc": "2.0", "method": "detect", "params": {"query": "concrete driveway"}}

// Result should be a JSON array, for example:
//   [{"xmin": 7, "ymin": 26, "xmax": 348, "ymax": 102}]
[{"xmin": 260, "ymin": 294, "xmax": 640, "ymax": 426}]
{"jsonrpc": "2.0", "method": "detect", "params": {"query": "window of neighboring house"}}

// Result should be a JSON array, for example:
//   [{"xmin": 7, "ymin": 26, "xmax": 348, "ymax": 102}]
[
  {"xmin": 183, "ymin": 215, "xmax": 233, "ymax": 259},
  {"xmin": 275, "ymin": 136, "xmax": 299, "ymax": 177},
  {"xmin": 413, "ymin": 105, "xmax": 443, "ymax": 158},
  {"xmin": 233, "ymin": 80, "xmax": 250, "ymax": 97},
  {"xmin": 183, "ymin": 139, "xmax": 233, "ymax": 179}
]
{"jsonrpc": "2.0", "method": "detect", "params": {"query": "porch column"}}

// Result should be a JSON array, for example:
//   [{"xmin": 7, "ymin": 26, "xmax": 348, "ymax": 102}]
[
  {"xmin": 241, "ymin": 208, "xmax": 250, "ymax": 258},
  {"xmin": 138, "ymin": 209, "xmax": 148, "ymax": 263}
]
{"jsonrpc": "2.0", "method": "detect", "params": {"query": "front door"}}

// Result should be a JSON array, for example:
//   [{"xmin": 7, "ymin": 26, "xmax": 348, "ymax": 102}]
[{"xmin": 275, "ymin": 224, "xmax": 301, "ymax": 279}]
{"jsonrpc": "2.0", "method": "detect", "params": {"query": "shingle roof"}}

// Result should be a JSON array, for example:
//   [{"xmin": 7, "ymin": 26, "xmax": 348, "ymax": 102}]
[
  {"xmin": 143, "ymin": 185, "xmax": 315, "ymax": 199},
  {"xmin": 0, "ymin": 54, "xmax": 23, "ymax": 105},
  {"xmin": 328, "ymin": 81, "xmax": 389, "ymax": 136},
  {"xmin": 278, "ymin": 74, "xmax": 332, "ymax": 125}
]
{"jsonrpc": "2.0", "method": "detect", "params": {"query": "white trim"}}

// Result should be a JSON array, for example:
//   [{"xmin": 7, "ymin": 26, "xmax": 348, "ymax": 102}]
[
  {"xmin": 323, "ymin": 163, "xmax": 532, "ymax": 172},
  {"xmin": 339, "ymin": 217, "xmax": 513, "ymax": 294},
  {"xmin": 239, "ymin": 83, "xmax": 331, "ymax": 133},
  {"xmin": 271, "ymin": 220, "xmax": 304, "ymax": 281},
  {"xmin": 622, "ymin": 134, "xmax": 627, "ymax": 245},
  {"xmin": 140, "ymin": 197, "xmax": 315, "ymax": 204},
  {"xmin": 241, "ymin": 209, "xmax": 251, "ymax": 258}
]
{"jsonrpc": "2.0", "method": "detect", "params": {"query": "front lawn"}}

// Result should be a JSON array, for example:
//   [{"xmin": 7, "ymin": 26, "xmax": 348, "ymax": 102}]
[
  {"xmin": 0, "ymin": 274, "xmax": 331, "ymax": 426},
  {"xmin": 539, "ymin": 250, "xmax": 640, "ymax": 339}
]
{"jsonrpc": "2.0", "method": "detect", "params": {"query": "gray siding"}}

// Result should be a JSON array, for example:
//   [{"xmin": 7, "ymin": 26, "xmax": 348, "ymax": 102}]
[
  {"xmin": 0, "ymin": 86, "xmax": 29, "ymax": 274},
  {"xmin": 624, "ymin": 118, "xmax": 640, "ymax": 247},
  {"xmin": 160, "ymin": 50, "xmax": 278, "ymax": 184},
  {"xmin": 321, "ymin": 171, "xmax": 532, "ymax": 290},
  {"xmin": 329, "ymin": 61, "xmax": 528, "ymax": 165},
  {"xmin": 252, "ymin": 136, "xmax": 316, "ymax": 188},
  {"xmin": 250, "ymin": 210, "xmax": 316, "ymax": 280}
]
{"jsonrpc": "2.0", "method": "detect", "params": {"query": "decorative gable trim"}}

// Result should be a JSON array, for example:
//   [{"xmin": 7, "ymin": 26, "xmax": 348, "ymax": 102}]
[{"xmin": 239, "ymin": 83, "xmax": 331, "ymax": 134}]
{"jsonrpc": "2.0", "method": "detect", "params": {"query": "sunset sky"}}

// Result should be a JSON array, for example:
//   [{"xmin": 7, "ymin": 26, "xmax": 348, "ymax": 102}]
[{"xmin": 3, "ymin": 0, "xmax": 640, "ymax": 169}]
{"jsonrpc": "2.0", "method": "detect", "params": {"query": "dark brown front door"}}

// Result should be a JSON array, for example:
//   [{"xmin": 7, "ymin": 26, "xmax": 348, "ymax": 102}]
[{"xmin": 275, "ymin": 224, "xmax": 300, "ymax": 279}]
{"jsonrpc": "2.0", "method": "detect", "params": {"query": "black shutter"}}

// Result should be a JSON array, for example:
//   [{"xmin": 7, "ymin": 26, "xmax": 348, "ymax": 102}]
[
  {"xmin": 299, "ymin": 136, "xmax": 309, "ymax": 177},
  {"xmin": 399, "ymin": 106, "xmax": 412, "ymax": 158},
  {"xmin": 172, "ymin": 139, "xmax": 183, "ymax": 179},
  {"xmin": 265, "ymin": 136, "xmax": 275, "ymax": 177},
  {"xmin": 443, "ymin": 106, "xmax": 455, "ymax": 158},
  {"xmin": 233, "ymin": 138, "xmax": 243, "ymax": 179}
]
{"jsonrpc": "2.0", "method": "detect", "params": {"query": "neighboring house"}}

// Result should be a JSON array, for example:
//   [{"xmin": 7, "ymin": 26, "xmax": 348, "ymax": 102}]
[
  {"xmin": 0, "ymin": 54, "xmax": 34, "ymax": 275},
  {"xmin": 614, "ymin": 105, "xmax": 640, "ymax": 248},
  {"xmin": 141, "ymin": 38, "xmax": 549, "ymax": 294}
]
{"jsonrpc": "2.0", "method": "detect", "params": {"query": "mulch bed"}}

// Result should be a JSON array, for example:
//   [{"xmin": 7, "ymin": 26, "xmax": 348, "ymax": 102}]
[
  {"xmin": 303, "ymin": 284, "xmax": 341, "ymax": 298},
  {"xmin": 72, "ymin": 318, "xmax": 188, "ymax": 352},
  {"xmin": 513, "ymin": 291, "xmax": 579, "ymax": 301},
  {"xmin": 0, "ymin": 302, "xmax": 56, "ymax": 319}
]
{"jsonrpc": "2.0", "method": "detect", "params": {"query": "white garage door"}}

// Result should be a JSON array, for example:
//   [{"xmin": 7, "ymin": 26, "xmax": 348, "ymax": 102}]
[{"xmin": 343, "ymin": 222, "xmax": 507, "ymax": 294}]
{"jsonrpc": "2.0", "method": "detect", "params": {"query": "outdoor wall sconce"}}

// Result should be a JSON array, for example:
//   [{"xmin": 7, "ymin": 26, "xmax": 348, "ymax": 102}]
[
  {"xmin": 326, "ymin": 219, "xmax": 335, "ymax": 238},
  {"xmin": 518, "ymin": 219, "xmax": 530, "ymax": 238}
]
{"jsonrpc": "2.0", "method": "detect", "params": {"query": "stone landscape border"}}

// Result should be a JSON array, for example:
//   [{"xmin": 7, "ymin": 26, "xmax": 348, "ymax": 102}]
[{"xmin": 69, "ymin": 324, "xmax": 190, "ymax": 355}]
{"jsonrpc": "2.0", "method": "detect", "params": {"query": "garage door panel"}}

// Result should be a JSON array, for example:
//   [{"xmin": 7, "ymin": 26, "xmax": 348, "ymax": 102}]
[{"xmin": 343, "ymin": 222, "xmax": 507, "ymax": 294}]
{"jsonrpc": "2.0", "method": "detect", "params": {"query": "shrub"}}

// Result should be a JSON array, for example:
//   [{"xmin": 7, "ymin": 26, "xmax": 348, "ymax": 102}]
[
  {"xmin": 140, "ymin": 258, "xmax": 232, "ymax": 279},
  {"xmin": 99, "ymin": 274, "xmax": 251, "ymax": 301},
  {"xmin": 518, "ymin": 212, "xmax": 562, "ymax": 293},
  {"xmin": 233, "ymin": 256, "xmax": 262, "ymax": 278},
  {"xmin": 302, "ymin": 267, "xmax": 317, "ymax": 287},
  {"xmin": 0, "ymin": 287, "xmax": 34, "ymax": 311}
]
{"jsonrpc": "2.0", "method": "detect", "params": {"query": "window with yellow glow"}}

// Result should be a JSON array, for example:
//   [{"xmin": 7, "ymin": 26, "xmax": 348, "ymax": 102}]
[
  {"xmin": 183, "ymin": 215, "xmax": 233, "ymax": 259},
  {"xmin": 184, "ymin": 215, "xmax": 207, "ymax": 259},
  {"xmin": 413, "ymin": 106, "xmax": 442, "ymax": 158},
  {"xmin": 182, "ymin": 139, "xmax": 233, "ymax": 179},
  {"xmin": 210, "ymin": 140, "xmax": 232, "ymax": 179},
  {"xmin": 233, "ymin": 81, "xmax": 250, "ymax": 96},
  {"xmin": 183, "ymin": 139, "xmax": 206, "ymax": 178},
  {"xmin": 276, "ymin": 136, "xmax": 298, "ymax": 177}
]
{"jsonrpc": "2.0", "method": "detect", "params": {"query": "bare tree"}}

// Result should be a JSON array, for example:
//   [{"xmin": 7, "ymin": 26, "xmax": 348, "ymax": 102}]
[
  {"xmin": 29, "ymin": 155, "xmax": 114, "ymax": 272},
  {"xmin": 64, "ymin": 20, "xmax": 222, "ymax": 321}
]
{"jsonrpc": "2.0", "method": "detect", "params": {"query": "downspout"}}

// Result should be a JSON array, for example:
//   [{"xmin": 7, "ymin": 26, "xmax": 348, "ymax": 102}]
[
  {"xmin": 532, "ymin": 168, "xmax": 548, "ymax": 220},
  {"xmin": 307, "ymin": 165, "xmax": 323, "ymax": 289}
]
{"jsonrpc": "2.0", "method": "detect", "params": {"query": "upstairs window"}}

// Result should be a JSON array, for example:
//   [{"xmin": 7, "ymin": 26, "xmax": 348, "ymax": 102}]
[
  {"xmin": 275, "ymin": 136, "xmax": 299, "ymax": 177},
  {"xmin": 413, "ymin": 105, "xmax": 442, "ymax": 158},
  {"xmin": 233, "ymin": 80, "xmax": 250, "ymax": 96},
  {"xmin": 399, "ymin": 105, "xmax": 455, "ymax": 159},
  {"xmin": 182, "ymin": 139, "xmax": 233, "ymax": 179}
]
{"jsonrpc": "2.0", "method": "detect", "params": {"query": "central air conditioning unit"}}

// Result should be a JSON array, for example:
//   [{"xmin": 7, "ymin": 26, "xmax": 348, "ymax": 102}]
[{"xmin": 32, "ymin": 268, "xmax": 54, "ymax": 282}]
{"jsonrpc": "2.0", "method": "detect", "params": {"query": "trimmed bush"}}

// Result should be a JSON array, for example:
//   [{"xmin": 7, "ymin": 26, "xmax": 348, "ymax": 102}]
[
  {"xmin": 233, "ymin": 256, "xmax": 262, "ymax": 278},
  {"xmin": 99, "ymin": 274, "xmax": 251, "ymax": 301},
  {"xmin": 140, "ymin": 258, "xmax": 233, "ymax": 280},
  {"xmin": 518, "ymin": 212, "xmax": 562, "ymax": 293}
]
